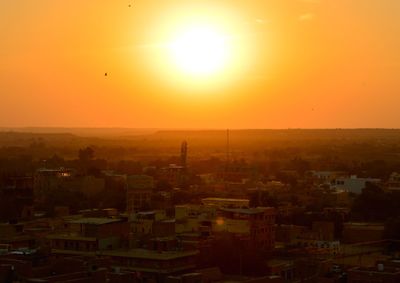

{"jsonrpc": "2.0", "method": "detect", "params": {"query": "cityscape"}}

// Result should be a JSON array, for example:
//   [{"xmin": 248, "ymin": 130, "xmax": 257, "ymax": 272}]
[
  {"xmin": 1, "ymin": 129, "xmax": 400, "ymax": 282},
  {"xmin": 2, "ymin": 1, "xmax": 400, "ymax": 283}
]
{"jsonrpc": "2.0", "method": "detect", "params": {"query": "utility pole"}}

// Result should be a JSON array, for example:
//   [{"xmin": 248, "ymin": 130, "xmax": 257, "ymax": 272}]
[
  {"xmin": 226, "ymin": 129, "xmax": 230, "ymax": 170},
  {"xmin": 180, "ymin": 141, "xmax": 188, "ymax": 188}
]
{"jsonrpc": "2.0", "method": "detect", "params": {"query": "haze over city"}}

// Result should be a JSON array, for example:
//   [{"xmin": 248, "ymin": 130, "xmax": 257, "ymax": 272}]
[
  {"xmin": 1, "ymin": 0, "xmax": 400, "ymax": 129},
  {"xmin": 2, "ymin": 2, "xmax": 400, "ymax": 283}
]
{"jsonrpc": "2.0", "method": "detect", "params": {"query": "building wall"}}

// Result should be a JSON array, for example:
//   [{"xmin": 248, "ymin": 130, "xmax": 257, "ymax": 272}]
[
  {"xmin": 132, "ymin": 219, "xmax": 154, "ymax": 235},
  {"xmin": 334, "ymin": 177, "xmax": 380, "ymax": 194},
  {"xmin": 348, "ymin": 268, "xmax": 400, "ymax": 283},
  {"xmin": 127, "ymin": 175, "xmax": 154, "ymax": 190},
  {"xmin": 275, "ymin": 225, "xmax": 308, "ymax": 243},
  {"xmin": 212, "ymin": 219, "xmax": 250, "ymax": 234},
  {"xmin": 342, "ymin": 223, "xmax": 384, "ymax": 243},
  {"xmin": 201, "ymin": 198, "xmax": 249, "ymax": 208},
  {"xmin": 98, "ymin": 237, "xmax": 120, "ymax": 250},
  {"xmin": 153, "ymin": 221, "xmax": 175, "ymax": 238},
  {"xmin": 126, "ymin": 190, "xmax": 152, "ymax": 213},
  {"xmin": 312, "ymin": 221, "xmax": 335, "ymax": 241},
  {"xmin": 50, "ymin": 238, "xmax": 98, "ymax": 252},
  {"xmin": 214, "ymin": 208, "xmax": 276, "ymax": 251}
]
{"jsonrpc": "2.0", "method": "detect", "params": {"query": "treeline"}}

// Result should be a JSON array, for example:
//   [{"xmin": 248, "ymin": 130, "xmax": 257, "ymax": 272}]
[{"xmin": 349, "ymin": 182, "xmax": 400, "ymax": 239}]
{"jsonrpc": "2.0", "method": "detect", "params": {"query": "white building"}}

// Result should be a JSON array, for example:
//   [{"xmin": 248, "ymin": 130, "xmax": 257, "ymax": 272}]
[{"xmin": 333, "ymin": 175, "xmax": 380, "ymax": 194}]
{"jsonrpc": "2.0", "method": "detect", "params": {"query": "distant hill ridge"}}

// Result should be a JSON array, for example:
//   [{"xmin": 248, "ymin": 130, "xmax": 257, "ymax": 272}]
[
  {"xmin": 153, "ymin": 128, "xmax": 400, "ymax": 140},
  {"xmin": 1, "ymin": 129, "xmax": 400, "ymax": 148},
  {"xmin": 0, "ymin": 128, "xmax": 157, "ymax": 137}
]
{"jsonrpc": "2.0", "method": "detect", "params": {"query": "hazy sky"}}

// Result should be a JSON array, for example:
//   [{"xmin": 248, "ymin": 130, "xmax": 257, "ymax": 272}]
[{"xmin": 1, "ymin": 0, "xmax": 400, "ymax": 128}]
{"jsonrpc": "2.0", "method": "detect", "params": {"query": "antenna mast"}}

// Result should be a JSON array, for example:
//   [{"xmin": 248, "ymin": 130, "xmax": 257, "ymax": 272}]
[{"xmin": 226, "ymin": 129, "xmax": 230, "ymax": 169}]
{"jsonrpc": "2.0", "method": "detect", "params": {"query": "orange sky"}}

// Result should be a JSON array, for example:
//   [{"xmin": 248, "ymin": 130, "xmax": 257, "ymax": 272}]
[{"xmin": 1, "ymin": 0, "xmax": 400, "ymax": 129}]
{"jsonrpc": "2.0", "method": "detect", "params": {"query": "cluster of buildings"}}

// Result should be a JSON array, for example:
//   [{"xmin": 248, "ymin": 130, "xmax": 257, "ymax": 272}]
[
  {"xmin": 0, "ymin": 198, "xmax": 278, "ymax": 282},
  {"xmin": 1, "ymin": 157, "xmax": 400, "ymax": 282}
]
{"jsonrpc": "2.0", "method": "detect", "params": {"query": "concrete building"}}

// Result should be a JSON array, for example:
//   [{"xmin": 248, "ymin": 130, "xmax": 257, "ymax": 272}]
[
  {"xmin": 214, "ymin": 207, "xmax": 276, "ymax": 251},
  {"xmin": 332, "ymin": 175, "xmax": 381, "ymax": 194},
  {"xmin": 0, "ymin": 176, "xmax": 34, "ymax": 222},
  {"xmin": 386, "ymin": 172, "xmax": 400, "ymax": 192},
  {"xmin": 0, "ymin": 253, "xmax": 133, "ymax": 283},
  {"xmin": 292, "ymin": 239, "xmax": 341, "ymax": 255},
  {"xmin": 160, "ymin": 164, "xmax": 186, "ymax": 187},
  {"xmin": 174, "ymin": 204, "xmax": 276, "ymax": 251},
  {"xmin": 175, "ymin": 205, "xmax": 216, "ymax": 235},
  {"xmin": 309, "ymin": 171, "xmax": 348, "ymax": 183},
  {"xmin": 201, "ymin": 198, "xmax": 249, "ymax": 209},
  {"xmin": 34, "ymin": 168, "xmax": 105, "ymax": 204},
  {"xmin": 0, "ymin": 222, "xmax": 35, "ymax": 250},
  {"xmin": 103, "ymin": 248, "xmax": 199, "ymax": 283},
  {"xmin": 348, "ymin": 264, "xmax": 400, "ymax": 283},
  {"xmin": 131, "ymin": 210, "xmax": 173, "ymax": 238},
  {"xmin": 47, "ymin": 217, "xmax": 129, "ymax": 256},
  {"xmin": 312, "ymin": 221, "xmax": 335, "ymax": 241},
  {"xmin": 275, "ymin": 225, "xmax": 308, "ymax": 244},
  {"xmin": 342, "ymin": 222, "xmax": 385, "ymax": 244},
  {"xmin": 126, "ymin": 175, "xmax": 154, "ymax": 214}
]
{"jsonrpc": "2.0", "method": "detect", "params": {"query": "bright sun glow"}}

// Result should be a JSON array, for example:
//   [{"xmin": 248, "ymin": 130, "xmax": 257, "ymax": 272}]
[{"xmin": 169, "ymin": 26, "xmax": 230, "ymax": 76}]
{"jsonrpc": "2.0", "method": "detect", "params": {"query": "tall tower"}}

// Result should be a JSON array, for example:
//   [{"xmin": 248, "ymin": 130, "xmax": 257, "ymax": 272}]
[{"xmin": 180, "ymin": 141, "xmax": 187, "ymax": 169}]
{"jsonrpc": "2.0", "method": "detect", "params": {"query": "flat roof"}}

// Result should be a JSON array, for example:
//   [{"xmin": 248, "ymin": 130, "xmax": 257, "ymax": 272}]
[
  {"xmin": 266, "ymin": 259, "xmax": 294, "ymax": 267},
  {"xmin": 0, "ymin": 235, "xmax": 34, "ymax": 242},
  {"xmin": 51, "ymin": 249, "xmax": 96, "ymax": 256},
  {"xmin": 350, "ymin": 266, "xmax": 400, "ymax": 275},
  {"xmin": 345, "ymin": 222, "xmax": 384, "ymax": 226},
  {"xmin": 137, "ymin": 211, "xmax": 157, "ymax": 215},
  {"xmin": 202, "ymin": 198, "xmax": 249, "ymax": 202},
  {"xmin": 118, "ymin": 264, "xmax": 197, "ymax": 274},
  {"xmin": 68, "ymin": 218, "xmax": 122, "ymax": 225},
  {"xmin": 344, "ymin": 222, "xmax": 384, "ymax": 230},
  {"xmin": 101, "ymin": 248, "xmax": 199, "ymax": 260},
  {"xmin": 47, "ymin": 234, "xmax": 97, "ymax": 241},
  {"xmin": 150, "ymin": 236, "xmax": 176, "ymax": 241},
  {"xmin": 219, "ymin": 208, "xmax": 272, "ymax": 215}
]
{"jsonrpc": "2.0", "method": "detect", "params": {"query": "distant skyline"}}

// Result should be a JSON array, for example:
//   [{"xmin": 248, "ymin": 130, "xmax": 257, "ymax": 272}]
[{"xmin": 1, "ymin": 0, "xmax": 400, "ymax": 128}]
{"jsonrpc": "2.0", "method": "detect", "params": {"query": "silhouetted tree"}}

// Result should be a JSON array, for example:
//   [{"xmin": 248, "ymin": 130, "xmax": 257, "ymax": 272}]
[
  {"xmin": 46, "ymin": 154, "xmax": 65, "ymax": 167},
  {"xmin": 78, "ymin": 147, "xmax": 94, "ymax": 162},
  {"xmin": 351, "ymin": 182, "xmax": 397, "ymax": 221},
  {"xmin": 290, "ymin": 157, "xmax": 311, "ymax": 176},
  {"xmin": 249, "ymin": 191, "xmax": 278, "ymax": 207}
]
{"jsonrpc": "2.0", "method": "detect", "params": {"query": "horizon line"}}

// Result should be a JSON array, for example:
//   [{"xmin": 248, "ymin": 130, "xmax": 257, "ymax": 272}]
[{"xmin": 2, "ymin": 127, "xmax": 400, "ymax": 131}]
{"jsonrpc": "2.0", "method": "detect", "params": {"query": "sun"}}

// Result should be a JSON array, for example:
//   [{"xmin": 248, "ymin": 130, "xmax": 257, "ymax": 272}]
[{"xmin": 169, "ymin": 25, "xmax": 230, "ymax": 76}]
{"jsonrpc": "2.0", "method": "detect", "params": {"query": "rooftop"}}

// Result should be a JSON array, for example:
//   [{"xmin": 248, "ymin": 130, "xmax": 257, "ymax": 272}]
[
  {"xmin": 350, "ymin": 266, "xmax": 400, "ymax": 275},
  {"xmin": 202, "ymin": 198, "xmax": 249, "ymax": 202},
  {"xmin": 47, "ymin": 234, "xmax": 97, "ymax": 241},
  {"xmin": 219, "ymin": 207, "xmax": 274, "ymax": 215},
  {"xmin": 101, "ymin": 248, "xmax": 199, "ymax": 260},
  {"xmin": 68, "ymin": 217, "xmax": 122, "ymax": 225}
]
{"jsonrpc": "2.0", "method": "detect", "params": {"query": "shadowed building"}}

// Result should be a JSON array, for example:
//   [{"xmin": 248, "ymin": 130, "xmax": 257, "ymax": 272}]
[
  {"xmin": 47, "ymin": 217, "xmax": 129, "ymax": 256},
  {"xmin": 126, "ymin": 175, "xmax": 154, "ymax": 214},
  {"xmin": 214, "ymin": 207, "xmax": 276, "ymax": 251},
  {"xmin": 0, "ymin": 176, "xmax": 34, "ymax": 222},
  {"xmin": 102, "ymin": 246, "xmax": 199, "ymax": 283}
]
